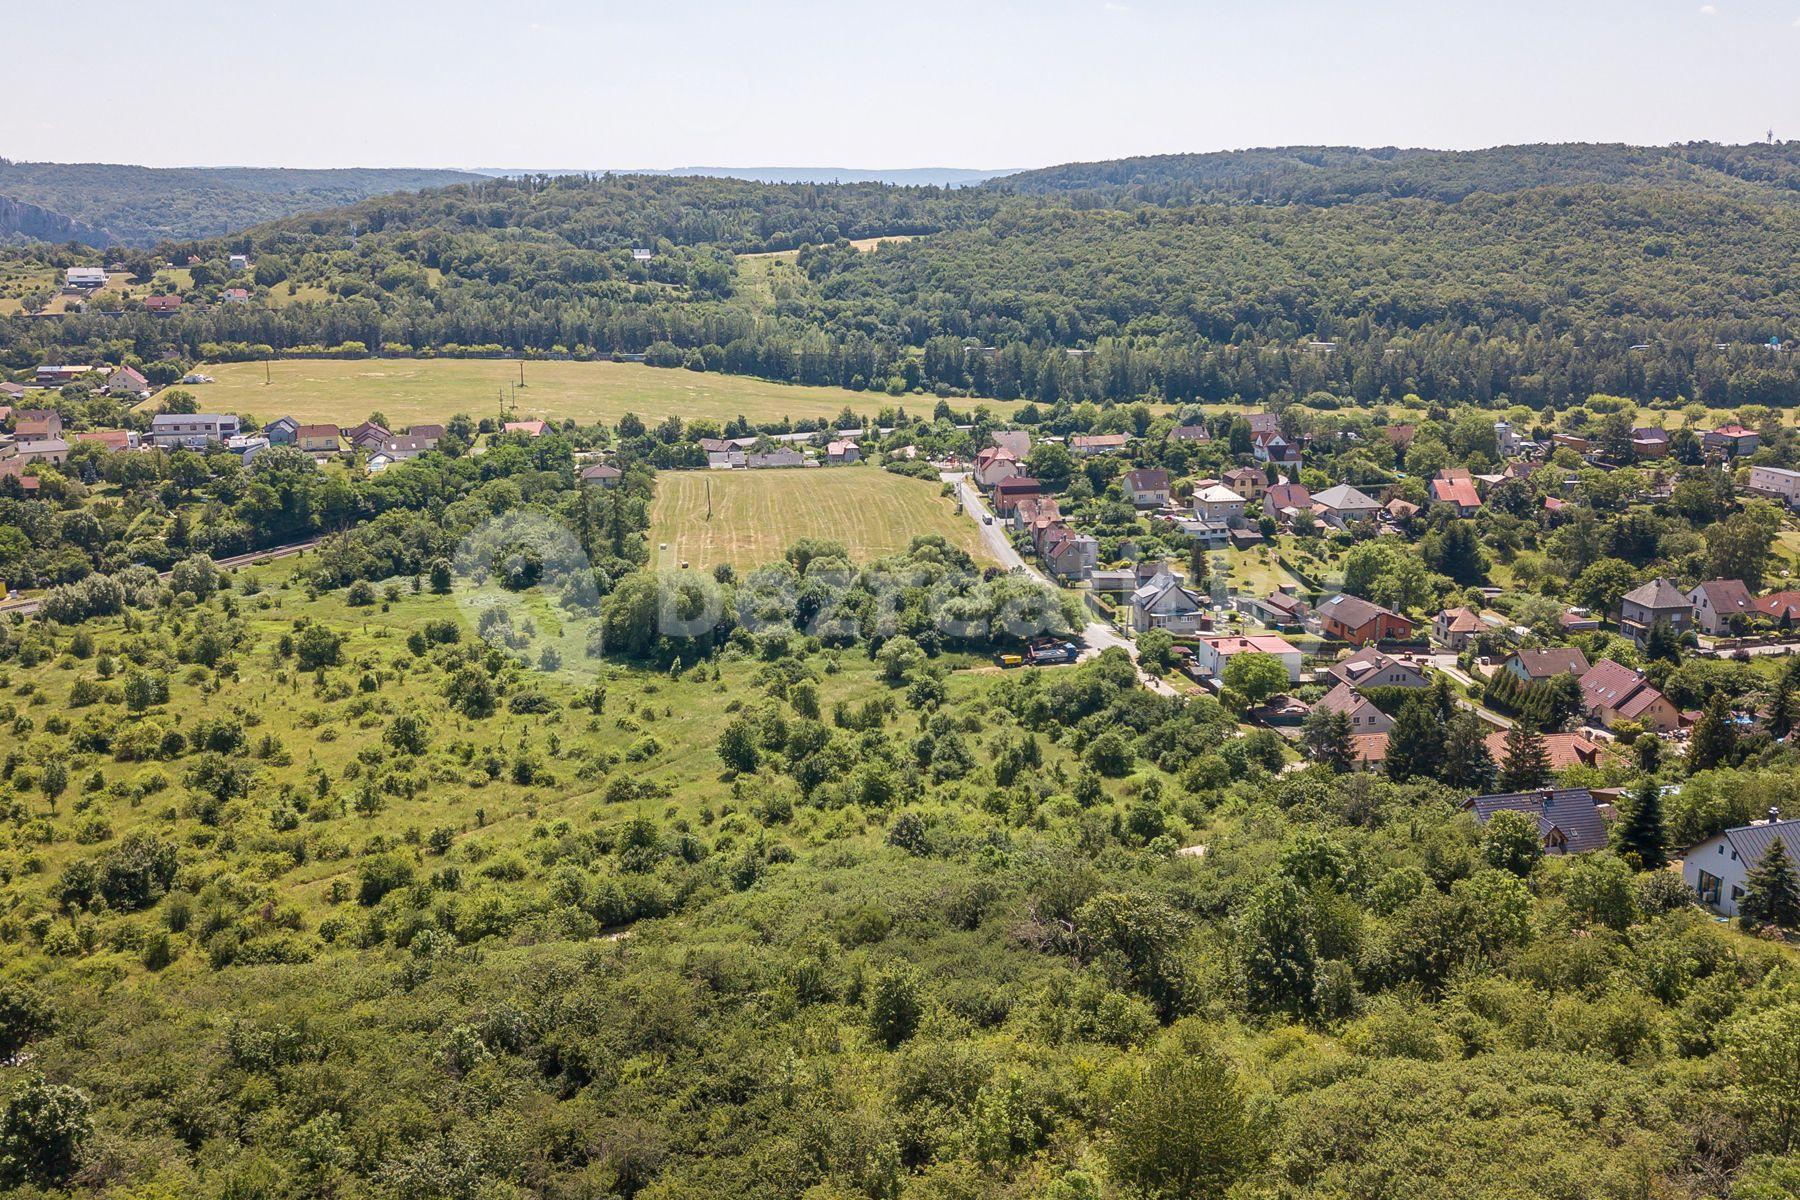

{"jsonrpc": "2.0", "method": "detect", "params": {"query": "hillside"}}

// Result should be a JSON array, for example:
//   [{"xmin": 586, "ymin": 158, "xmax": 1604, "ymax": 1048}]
[
  {"xmin": 989, "ymin": 141, "xmax": 1800, "ymax": 206},
  {"xmin": 0, "ymin": 161, "xmax": 485, "ymax": 247}
]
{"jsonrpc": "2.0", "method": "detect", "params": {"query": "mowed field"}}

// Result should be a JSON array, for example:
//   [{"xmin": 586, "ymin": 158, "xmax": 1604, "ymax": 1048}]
[
  {"xmin": 157, "ymin": 358, "xmax": 1004, "ymax": 429},
  {"xmin": 649, "ymin": 466, "xmax": 996, "ymax": 572}
]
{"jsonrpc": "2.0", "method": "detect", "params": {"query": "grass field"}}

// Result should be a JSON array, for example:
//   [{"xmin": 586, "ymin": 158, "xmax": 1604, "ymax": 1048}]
[
  {"xmin": 648, "ymin": 466, "xmax": 995, "ymax": 572},
  {"xmin": 150, "ymin": 358, "xmax": 1011, "ymax": 429}
]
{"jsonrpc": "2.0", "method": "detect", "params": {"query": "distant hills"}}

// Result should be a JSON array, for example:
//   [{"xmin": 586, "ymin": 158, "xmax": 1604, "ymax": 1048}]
[
  {"xmin": 0, "ymin": 162, "xmax": 486, "ymax": 247},
  {"xmin": 465, "ymin": 166, "xmax": 1019, "ymax": 187}
]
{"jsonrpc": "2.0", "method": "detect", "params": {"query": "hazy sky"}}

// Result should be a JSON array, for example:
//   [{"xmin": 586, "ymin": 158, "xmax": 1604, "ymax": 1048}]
[{"xmin": 4, "ymin": 0, "xmax": 1798, "ymax": 170}]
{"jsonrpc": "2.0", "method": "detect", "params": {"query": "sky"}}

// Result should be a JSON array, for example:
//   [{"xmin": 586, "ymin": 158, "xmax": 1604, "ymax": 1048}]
[{"xmin": 3, "ymin": 0, "xmax": 1799, "ymax": 170}]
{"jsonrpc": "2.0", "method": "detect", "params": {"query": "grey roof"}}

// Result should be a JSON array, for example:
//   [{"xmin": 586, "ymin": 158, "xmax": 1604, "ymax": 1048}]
[
  {"xmin": 1622, "ymin": 577, "xmax": 1691, "ymax": 612},
  {"xmin": 1464, "ymin": 788, "xmax": 1608, "ymax": 855},
  {"xmin": 1720, "ymin": 820, "xmax": 1800, "ymax": 873},
  {"xmin": 1313, "ymin": 483, "xmax": 1380, "ymax": 510}
]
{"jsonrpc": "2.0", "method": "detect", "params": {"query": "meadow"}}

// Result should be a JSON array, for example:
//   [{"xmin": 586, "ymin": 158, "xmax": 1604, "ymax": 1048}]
[
  {"xmin": 648, "ymin": 465, "xmax": 996, "ymax": 572},
  {"xmin": 150, "ymin": 358, "xmax": 998, "ymax": 429}
]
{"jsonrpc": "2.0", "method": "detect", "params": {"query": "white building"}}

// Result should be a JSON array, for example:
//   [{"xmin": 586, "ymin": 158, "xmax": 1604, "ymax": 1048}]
[
  {"xmin": 1684, "ymin": 816, "xmax": 1800, "ymax": 917},
  {"xmin": 1130, "ymin": 572, "xmax": 1204, "ymax": 635},
  {"xmin": 1191, "ymin": 484, "xmax": 1246, "ymax": 526},
  {"xmin": 1191, "ymin": 634, "xmax": 1303, "ymax": 683},
  {"xmin": 65, "ymin": 266, "xmax": 107, "ymax": 290},
  {"xmin": 1748, "ymin": 465, "xmax": 1800, "ymax": 506},
  {"xmin": 152, "ymin": 413, "xmax": 242, "ymax": 449}
]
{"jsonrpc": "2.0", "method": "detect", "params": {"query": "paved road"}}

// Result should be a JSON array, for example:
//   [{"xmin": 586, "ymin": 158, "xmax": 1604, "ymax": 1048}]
[
  {"xmin": 950, "ymin": 474, "xmax": 1177, "ymax": 697},
  {"xmin": 0, "ymin": 535, "xmax": 326, "ymax": 619}
]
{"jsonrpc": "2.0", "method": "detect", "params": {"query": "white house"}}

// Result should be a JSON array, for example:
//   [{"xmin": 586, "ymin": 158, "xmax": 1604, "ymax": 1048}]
[
  {"xmin": 1748, "ymin": 465, "xmax": 1800, "ymax": 507},
  {"xmin": 151, "ymin": 413, "xmax": 241, "ymax": 449},
  {"xmin": 1311, "ymin": 483, "xmax": 1382, "ymax": 528},
  {"xmin": 1191, "ymin": 484, "xmax": 1246, "ymax": 525},
  {"xmin": 1130, "ymin": 572, "xmax": 1204, "ymax": 635},
  {"xmin": 1191, "ymin": 634, "xmax": 1302, "ymax": 683},
  {"xmin": 65, "ymin": 266, "xmax": 107, "ymax": 290},
  {"xmin": 1683, "ymin": 816, "xmax": 1800, "ymax": 917}
]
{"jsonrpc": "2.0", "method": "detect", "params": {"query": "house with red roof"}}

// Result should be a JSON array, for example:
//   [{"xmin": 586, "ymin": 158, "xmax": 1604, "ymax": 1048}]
[
  {"xmin": 1191, "ymin": 633, "xmax": 1303, "ymax": 683},
  {"xmin": 1703, "ymin": 424, "xmax": 1760, "ymax": 458},
  {"xmin": 1579, "ymin": 659, "xmax": 1679, "ymax": 732},
  {"xmin": 1429, "ymin": 473, "xmax": 1483, "ymax": 516}
]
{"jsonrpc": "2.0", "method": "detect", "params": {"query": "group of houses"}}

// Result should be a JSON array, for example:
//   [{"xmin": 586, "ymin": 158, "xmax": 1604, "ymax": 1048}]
[{"xmin": 700, "ymin": 431, "xmax": 863, "ymax": 470}]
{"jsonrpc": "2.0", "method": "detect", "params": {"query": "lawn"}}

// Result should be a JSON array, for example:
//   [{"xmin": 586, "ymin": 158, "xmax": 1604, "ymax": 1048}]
[
  {"xmin": 146, "ymin": 358, "xmax": 1015, "ymax": 429},
  {"xmin": 648, "ymin": 466, "xmax": 996, "ymax": 573}
]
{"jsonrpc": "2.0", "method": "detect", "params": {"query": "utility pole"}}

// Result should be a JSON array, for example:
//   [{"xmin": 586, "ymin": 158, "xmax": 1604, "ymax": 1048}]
[
  {"xmin": 264, "ymin": 358, "xmax": 271, "ymax": 385},
  {"xmin": 518, "ymin": 359, "xmax": 526, "ymax": 388},
  {"xmin": 706, "ymin": 476, "xmax": 712, "ymax": 521}
]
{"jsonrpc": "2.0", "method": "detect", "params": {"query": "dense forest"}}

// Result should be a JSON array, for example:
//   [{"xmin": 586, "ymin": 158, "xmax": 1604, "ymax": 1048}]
[
  {"xmin": 0, "ymin": 162, "xmax": 484, "ymax": 247},
  {"xmin": 4, "ymin": 142, "xmax": 1800, "ymax": 407}
]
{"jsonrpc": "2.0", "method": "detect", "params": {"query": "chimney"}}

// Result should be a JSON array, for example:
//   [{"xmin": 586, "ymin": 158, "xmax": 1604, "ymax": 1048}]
[
  {"xmin": 1770, "ymin": 806, "xmax": 1783, "ymax": 825},
  {"xmin": 1540, "ymin": 789, "xmax": 1555, "ymax": 808}
]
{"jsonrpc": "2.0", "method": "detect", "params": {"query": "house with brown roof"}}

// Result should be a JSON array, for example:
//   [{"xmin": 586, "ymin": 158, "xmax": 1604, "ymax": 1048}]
[
  {"xmin": 105, "ymin": 365, "xmax": 151, "ymax": 398},
  {"xmin": 1482, "ymin": 731, "xmax": 1606, "ymax": 773},
  {"xmin": 296, "ymin": 424, "xmax": 341, "ymax": 454},
  {"xmin": 1619, "ymin": 577, "xmax": 1693, "ymax": 648},
  {"xmin": 1070, "ymin": 433, "xmax": 1129, "ymax": 456},
  {"xmin": 1579, "ymin": 659, "xmax": 1679, "ymax": 732},
  {"xmin": 1222, "ymin": 466, "xmax": 1266, "ymax": 503},
  {"xmin": 990, "ymin": 430, "xmax": 1032, "ymax": 458},
  {"xmin": 973, "ymin": 446, "xmax": 1021, "ymax": 489},
  {"xmin": 1167, "ymin": 423, "xmax": 1210, "ymax": 443},
  {"xmin": 12, "ymin": 410, "xmax": 63, "ymax": 443},
  {"xmin": 143, "ymin": 295, "xmax": 182, "ymax": 315},
  {"xmin": 1040, "ymin": 526, "xmax": 1099, "ymax": 581},
  {"xmin": 1383, "ymin": 424, "xmax": 1417, "ymax": 449},
  {"xmin": 74, "ymin": 429, "xmax": 134, "ymax": 453},
  {"xmin": 501, "ymin": 419, "xmax": 547, "ymax": 439},
  {"xmin": 406, "ymin": 424, "xmax": 446, "ymax": 448},
  {"xmin": 1429, "ymin": 473, "xmax": 1483, "ymax": 516},
  {"xmin": 1504, "ymin": 647, "xmax": 1591, "ymax": 684},
  {"xmin": 992, "ymin": 476, "xmax": 1043, "ymax": 517},
  {"xmin": 1316, "ymin": 593, "xmax": 1414, "ymax": 646},
  {"xmin": 1263, "ymin": 482, "xmax": 1313, "ymax": 523},
  {"xmin": 1121, "ymin": 468, "xmax": 1171, "ymax": 508},
  {"xmin": 1326, "ymin": 646, "xmax": 1430, "ymax": 691},
  {"xmin": 1756, "ymin": 591, "xmax": 1800, "ymax": 628},
  {"xmin": 1432, "ymin": 606, "xmax": 1485, "ymax": 650},
  {"xmin": 580, "ymin": 463, "xmax": 622, "ymax": 488},
  {"xmin": 1250, "ymin": 429, "xmax": 1301, "ymax": 466},
  {"xmin": 825, "ymin": 440, "xmax": 860, "ymax": 464},
  {"xmin": 1315, "ymin": 682, "xmax": 1394, "ymax": 735},
  {"xmin": 1687, "ymin": 579, "xmax": 1755, "ymax": 636},
  {"xmin": 1631, "ymin": 427, "xmax": 1670, "ymax": 460},
  {"xmin": 1703, "ymin": 424, "xmax": 1760, "ymax": 458}
]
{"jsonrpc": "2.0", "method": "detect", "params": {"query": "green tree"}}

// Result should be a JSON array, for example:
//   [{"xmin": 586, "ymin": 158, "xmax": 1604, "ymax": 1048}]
[
  {"xmin": 1688, "ymin": 692, "xmax": 1738, "ymax": 773},
  {"xmin": 0, "ymin": 1075, "xmax": 91, "ymax": 1189},
  {"xmin": 1616, "ymin": 776, "xmax": 1668, "ymax": 869},
  {"xmin": 1301, "ymin": 708, "xmax": 1355, "ymax": 774},
  {"xmin": 1738, "ymin": 837, "xmax": 1800, "ymax": 931},
  {"xmin": 866, "ymin": 964, "xmax": 923, "ymax": 1049},
  {"xmin": 1384, "ymin": 694, "xmax": 1443, "ymax": 783},
  {"xmin": 1725, "ymin": 1002, "xmax": 1800, "ymax": 1153},
  {"xmin": 1481, "ymin": 810, "xmax": 1543, "ymax": 877},
  {"xmin": 1137, "ymin": 628, "xmax": 1176, "ymax": 674},
  {"xmin": 0, "ymin": 985, "xmax": 54, "ymax": 1062},
  {"xmin": 1498, "ymin": 723, "xmax": 1552, "ymax": 791},
  {"xmin": 1233, "ymin": 875, "xmax": 1317, "ymax": 1017},
  {"xmin": 1439, "ymin": 710, "xmax": 1496, "ymax": 791},
  {"xmin": 1221, "ymin": 652, "xmax": 1288, "ymax": 708},
  {"xmin": 1102, "ymin": 1039, "xmax": 1263, "ymax": 1200}
]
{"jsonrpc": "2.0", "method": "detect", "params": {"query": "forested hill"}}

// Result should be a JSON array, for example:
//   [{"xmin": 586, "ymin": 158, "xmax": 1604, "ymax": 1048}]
[
  {"xmin": 0, "ymin": 161, "xmax": 485, "ymax": 247},
  {"xmin": 989, "ymin": 142, "xmax": 1800, "ymax": 206}
]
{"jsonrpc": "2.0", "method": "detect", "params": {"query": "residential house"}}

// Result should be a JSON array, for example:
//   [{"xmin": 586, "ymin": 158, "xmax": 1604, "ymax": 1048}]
[
  {"xmin": 65, "ymin": 266, "xmax": 107, "ymax": 290},
  {"xmin": 1129, "ymin": 572, "xmax": 1205, "ymax": 635},
  {"xmin": 825, "ymin": 440, "xmax": 860, "ymax": 465},
  {"xmin": 1631, "ymin": 427, "xmax": 1671, "ymax": 459},
  {"xmin": 747, "ymin": 448, "xmax": 806, "ymax": 469},
  {"xmin": 1314, "ymin": 682, "xmax": 1394, "ymax": 735},
  {"xmin": 1239, "ymin": 591, "xmax": 1308, "ymax": 629},
  {"xmin": 12, "ymin": 410, "xmax": 64, "ymax": 443},
  {"xmin": 579, "ymin": 463, "xmax": 622, "ymax": 488},
  {"xmin": 1746, "ymin": 465, "xmax": 1800, "ymax": 506},
  {"xmin": 1462, "ymin": 788, "xmax": 1609, "ymax": 855},
  {"xmin": 150, "ymin": 413, "xmax": 240, "ymax": 449},
  {"xmin": 1121, "ymin": 468, "xmax": 1171, "ymax": 508},
  {"xmin": 1683, "ymin": 817, "xmax": 1800, "ymax": 916},
  {"xmin": 1166, "ymin": 423, "xmax": 1210, "ymax": 444},
  {"xmin": 1351, "ymin": 733, "xmax": 1390, "ymax": 771},
  {"xmin": 1222, "ymin": 466, "xmax": 1267, "ymax": 503},
  {"xmin": 1433, "ymin": 606, "xmax": 1486, "ymax": 650},
  {"xmin": 992, "ymin": 476, "xmax": 1043, "ymax": 517},
  {"xmin": 143, "ymin": 295, "xmax": 182, "ymax": 315},
  {"xmin": 1704, "ymin": 424, "xmax": 1761, "ymax": 458},
  {"xmin": 343, "ymin": 420, "xmax": 390, "ymax": 451},
  {"xmin": 1040, "ymin": 526, "xmax": 1098, "ymax": 581},
  {"xmin": 13, "ymin": 437, "xmax": 70, "ymax": 465},
  {"xmin": 1191, "ymin": 634, "xmax": 1303, "ymax": 683},
  {"xmin": 1263, "ymin": 482, "xmax": 1313, "ymax": 523},
  {"xmin": 1326, "ymin": 646, "xmax": 1430, "ymax": 691},
  {"xmin": 1383, "ymin": 497, "xmax": 1421, "ymax": 524},
  {"xmin": 0, "ymin": 457, "xmax": 41, "ymax": 492},
  {"xmin": 1429, "ymin": 473, "xmax": 1483, "ymax": 516},
  {"xmin": 105, "ymin": 365, "xmax": 151, "ymax": 399},
  {"xmin": 0, "ymin": 381, "xmax": 26, "ymax": 400},
  {"xmin": 1551, "ymin": 433, "xmax": 1591, "ymax": 455},
  {"xmin": 1505, "ymin": 647, "xmax": 1591, "ymax": 683},
  {"xmin": 1559, "ymin": 608, "xmax": 1601, "ymax": 634},
  {"xmin": 1493, "ymin": 419, "xmax": 1521, "ymax": 456},
  {"xmin": 295, "ymin": 424, "xmax": 341, "ymax": 454},
  {"xmin": 218, "ymin": 287, "xmax": 250, "ymax": 304},
  {"xmin": 1071, "ymin": 433, "xmax": 1130, "ymax": 456},
  {"xmin": 1311, "ymin": 483, "xmax": 1382, "ymax": 528},
  {"xmin": 1756, "ymin": 591, "xmax": 1800, "ymax": 628},
  {"xmin": 1245, "ymin": 413, "xmax": 1281, "ymax": 436},
  {"xmin": 1619, "ymin": 577, "xmax": 1694, "ymax": 647},
  {"xmin": 264, "ymin": 416, "xmax": 300, "ymax": 446},
  {"xmin": 1482, "ymin": 731, "xmax": 1606, "ymax": 773},
  {"xmin": 707, "ymin": 450, "xmax": 746, "ymax": 470},
  {"xmin": 1316, "ymin": 593, "xmax": 1414, "ymax": 646},
  {"xmin": 73, "ymin": 429, "xmax": 133, "ymax": 453},
  {"xmin": 229, "ymin": 254, "xmax": 251, "ymax": 272},
  {"xmin": 378, "ymin": 436, "xmax": 435, "ymax": 463},
  {"xmin": 1191, "ymin": 484, "xmax": 1246, "ymax": 526},
  {"xmin": 406, "ymin": 424, "xmax": 446, "ymax": 449},
  {"xmin": 1579, "ymin": 659, "xmax": 1680, "ymax": 732},
  {"xmin": 35, "ymin": 365, "xmax": 93, "ymax": 386},
  {"xmin": 1688, "ymin": 579, "xmax": 1756, "ymax": 636},
  {"xmin": 1013, "ymin": 495, "xmax": 1062, "ymax": 536},
  {"xmin": 973, "ymin": 446, "xmax": 1021, "ymax": 488},
  {"xmin": 501, "ymin": 419, "xmax": 547, "ymax": 439},
  {"xmin": 1383, "ymin": 424, "xmax": 1417, "ymax": 450},
  {"xmin": 990, "ymin": 430, "xmax": 1032, "ymax": 458},
  {"xmin": 1250, "ymin": 429, "xmax": 1301, "ymax": 466},
  {"xmin": 1089, "ymin": 560, "xmax": 1170, "ymax": 595}
]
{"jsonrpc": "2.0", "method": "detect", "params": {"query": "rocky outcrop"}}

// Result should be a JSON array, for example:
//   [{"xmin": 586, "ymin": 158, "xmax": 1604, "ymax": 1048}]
[{"xmin": 0, "ymin": 193, "xmax": 112, "ymax": 247}]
